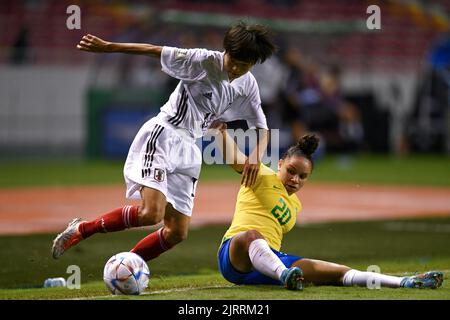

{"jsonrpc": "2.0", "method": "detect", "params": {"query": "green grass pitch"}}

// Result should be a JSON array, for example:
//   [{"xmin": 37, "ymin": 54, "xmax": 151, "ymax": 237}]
[
  {"xmin": 0, "ymin": 217, "xmax": 449, "ymax": 300},
  {"xmin": 0, "ymin": 154, "xmax": 449, "ymax": 188},
  {"xmin": 0, "ymin": 154, "xmax": 448, "ymax": 299}
]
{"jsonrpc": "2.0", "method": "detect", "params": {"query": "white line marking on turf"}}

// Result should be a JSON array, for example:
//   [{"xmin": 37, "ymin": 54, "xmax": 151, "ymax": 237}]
[
  {"xmin": 66, "ymin": 269, "xmax": 450, "ymax": 300},
  {"xmin": 67, "ymin": 284, "xmax": 236, "ymax": 300},
  {"xmin": 382, "ymin": 222, "xmax": 450, "ymax": 233}
]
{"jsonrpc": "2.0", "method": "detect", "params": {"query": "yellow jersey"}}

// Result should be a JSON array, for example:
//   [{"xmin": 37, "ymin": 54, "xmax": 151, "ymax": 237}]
[{"xmin": 222, "ymin": 163, "xmax": 302, "ymax": 251}]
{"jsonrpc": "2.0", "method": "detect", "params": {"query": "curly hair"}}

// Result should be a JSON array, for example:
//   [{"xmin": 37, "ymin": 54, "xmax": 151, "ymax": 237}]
[{"xmin": 281, "ymin": 134, "xmax": 320, "ymax": 168}]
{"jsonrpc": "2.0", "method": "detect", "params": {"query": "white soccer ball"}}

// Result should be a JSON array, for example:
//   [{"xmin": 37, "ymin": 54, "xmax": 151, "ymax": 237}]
[{"xmin": 103, "ymin": 252, "xmax": 150, "ymax": 295}]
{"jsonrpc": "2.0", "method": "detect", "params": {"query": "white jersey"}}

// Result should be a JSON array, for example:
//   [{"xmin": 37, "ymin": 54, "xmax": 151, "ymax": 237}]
[
  {"xmin": 159, "ymin": 46, "xmax": 268, "ymax": 138},
  {"xmin": 123, "ymin": 46, "xmax": 269, "ymax": 215}
]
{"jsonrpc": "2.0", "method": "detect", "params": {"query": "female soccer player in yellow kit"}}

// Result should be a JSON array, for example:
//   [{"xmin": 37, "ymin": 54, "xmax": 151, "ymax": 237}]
[{"xmin": 214, "ymin": 124, "xmax": 443, "ymax": 290}]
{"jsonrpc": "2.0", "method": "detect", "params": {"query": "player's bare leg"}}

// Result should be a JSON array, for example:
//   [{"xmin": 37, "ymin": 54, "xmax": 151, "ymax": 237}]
[
  {"xmin": 137, "ymin": 187, "xmax": 167, "ymax": 225},
  {"xmin": 291, "ymin": 259, "xmax": 351, "ymax": 286},
  {"xmin": 228, "ymin": 230, "xmax": 261, "ymax": 273},
  {"xmin": 131, "ymin": 203, "xmax": 190, "ymax": 261},
  {"xmin": 52, "ymin": 186, "xmax": 166, "ymax": 259},
  {"xmin": 161, "ymin": 204, "xmax": 190, "ymax": 246},
  {"xmin": 229, "ymin": 230, "xmax": 304, "ymax": 290},
  {"xmin": 291, "ymin": 259, "xmax": 444, "ymax": 289}
]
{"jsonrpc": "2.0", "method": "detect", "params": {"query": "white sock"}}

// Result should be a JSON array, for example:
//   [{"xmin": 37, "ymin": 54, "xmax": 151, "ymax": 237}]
[
  {"xmin": 248, "ymin": 239, "xmax": 287, "ymax": 280},
  {"xmin": 343, "ymin": 269, "xmax": 405, "ymax": 288}
]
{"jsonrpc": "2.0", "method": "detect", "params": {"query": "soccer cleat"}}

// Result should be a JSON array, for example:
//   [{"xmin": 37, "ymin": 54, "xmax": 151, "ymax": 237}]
[
  {"xmin": 280, "ymin": 267, "xmax": 304, "ymax": 291},
  {"xmin": 400, "ymin": 271, "xmax": 444, "ymax": 289},
  {"xmin": 52, "ymin": 218, "xmax": 85, "ymax": 259}
]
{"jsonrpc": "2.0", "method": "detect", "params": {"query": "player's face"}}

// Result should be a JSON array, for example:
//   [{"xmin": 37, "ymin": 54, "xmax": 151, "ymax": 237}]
[
  {"xmin": 277, "ymin": 156, "xmax": 312, "ymax": 194},
  {"xmin": 223, "ymin": 53, "xmax": 254, "ymax": 81}
]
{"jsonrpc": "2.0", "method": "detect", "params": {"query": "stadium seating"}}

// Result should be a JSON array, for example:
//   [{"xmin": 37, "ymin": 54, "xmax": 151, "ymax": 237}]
[{"xmin": 0, "ymin": 0, "xmax": 448, "ymax": 71}]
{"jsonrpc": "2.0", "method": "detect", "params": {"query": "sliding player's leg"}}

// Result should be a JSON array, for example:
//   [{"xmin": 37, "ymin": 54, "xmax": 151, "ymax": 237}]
[
  {"xmin": 291, "ymin": 258, "xmax": 351, "ymax": 286},
  {"xmin": 221, "ymin": 230, "xmax": 304, "ymax": 290},
  {"xmin": 291, "ymin": 259, "xmax": 444, "ymax": 289}
]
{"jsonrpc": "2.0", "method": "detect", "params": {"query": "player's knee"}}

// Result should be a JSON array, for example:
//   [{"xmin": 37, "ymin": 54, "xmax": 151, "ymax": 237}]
[
  {"xmin": 245, "ymin": 230, "xmax": 263, "ymax": 243},
  {"xmin": 138, "ymin": 205, "xmax": 165, "ymax": 225},
  {"xmin": 165, "ymin": 227, "xmax": 188, "ymax": 245},
  {"xmin": 238, "ymin": 229, "xmax": 263, "ymax": 249}
]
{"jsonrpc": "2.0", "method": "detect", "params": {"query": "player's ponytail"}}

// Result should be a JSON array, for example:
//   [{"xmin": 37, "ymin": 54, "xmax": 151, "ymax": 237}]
[
  {"xmin": 282, "ymin": 133, "xmax": 320, "ymax": 168},
  {"xmin": 297, "ymin": 134, "xmax": 319, "ymax": 158}
]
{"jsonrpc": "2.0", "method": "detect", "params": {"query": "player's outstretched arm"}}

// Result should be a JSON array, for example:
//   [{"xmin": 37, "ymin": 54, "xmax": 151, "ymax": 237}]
[
  {"xmin": 241, "ymin": 128, "xmax": 268, "ymax": 187},
  {"xmin": 76, "ymin": 34, "xmax": 162, "ymax": 57},
  {"xmin": 208, "ymin": 121, "xmax": 247, "ymax": 174}
]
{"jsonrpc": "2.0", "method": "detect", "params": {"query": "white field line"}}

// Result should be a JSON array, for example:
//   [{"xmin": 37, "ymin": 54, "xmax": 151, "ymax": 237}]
[
  {"xmin": 67, "ymin": 284, "xmax": 236, "ymax": 300},
  {"xmin": 381, "ymin": 222, "xmax": 450, "ymax": 233},
  {"xmin": 394, "ymin": 270, "xmax": 450, "ymax": 276},
  {"xmin": 64, "ymin": 269, "xmax": 450, "ymax": 300}
]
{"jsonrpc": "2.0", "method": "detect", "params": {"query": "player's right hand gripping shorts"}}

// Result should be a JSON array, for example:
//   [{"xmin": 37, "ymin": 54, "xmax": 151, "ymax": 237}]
[{"xmin": 123, "ymin": 117, "xmax": 202, "ymax": 217}]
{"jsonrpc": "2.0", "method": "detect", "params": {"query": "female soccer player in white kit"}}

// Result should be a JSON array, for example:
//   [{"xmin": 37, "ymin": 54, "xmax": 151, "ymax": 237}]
[{"xmin": 52, "ymin": 22, "xmax": 277, "ymax": 262}]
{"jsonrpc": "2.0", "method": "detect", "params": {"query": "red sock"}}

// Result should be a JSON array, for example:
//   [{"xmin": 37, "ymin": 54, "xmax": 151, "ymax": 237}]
[
  {"xmin": 79, "ymin": 205, "xmax": 139, "ymax": 239},
  {"xmin": 131, "ymin": 227, "xmax": 174, "ymax": 261}
]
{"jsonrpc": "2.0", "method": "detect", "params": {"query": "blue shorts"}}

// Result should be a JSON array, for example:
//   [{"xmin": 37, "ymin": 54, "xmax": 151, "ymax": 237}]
[{"xmin": 218, "ymin": 238, "xmax": 302, "ymax": 286}]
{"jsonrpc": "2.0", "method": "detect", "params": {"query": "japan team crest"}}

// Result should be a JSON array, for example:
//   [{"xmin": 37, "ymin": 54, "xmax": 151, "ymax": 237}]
[{"xmin": 153, "ymin": 168, "xmax": 165, "ymax": 182}]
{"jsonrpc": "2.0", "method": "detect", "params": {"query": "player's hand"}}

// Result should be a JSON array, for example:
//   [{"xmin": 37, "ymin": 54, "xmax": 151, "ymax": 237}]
[
  {"xmin": 209, "ymin": 120, "xmax": 227, "ymax": 132},
  {"xmin": 77, "ymin": 34, "xmax": 111, "ymax": 52},
  {"xmin": 206, "ymin": 120, "xmax": 227, "ymax": 137},
  {"xmin": 241, "ymin": 159, "xmax": 260, "ymax": 187}
]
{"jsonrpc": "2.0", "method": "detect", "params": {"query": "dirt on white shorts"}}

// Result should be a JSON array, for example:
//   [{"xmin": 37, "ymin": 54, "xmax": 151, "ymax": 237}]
[{"xmin": 123, "ymin": 116, "xmax": 202, "ymax": 216}]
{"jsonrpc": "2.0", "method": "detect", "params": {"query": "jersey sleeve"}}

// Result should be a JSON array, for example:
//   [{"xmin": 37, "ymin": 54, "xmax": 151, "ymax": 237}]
[
  {"xmin": 218, "ymin": 76, "xmax": 269, "ymax": 129},
  {"xmin": 160, "ymin": 46, "xmax": 208, "ymax": 81},
  {"xmin": 245, "ymin": 104, "xmax": 268, "ymax": 130},
  {"xmin": 244, "ymin": 78, "xmax": 268, "ymax": 129}
]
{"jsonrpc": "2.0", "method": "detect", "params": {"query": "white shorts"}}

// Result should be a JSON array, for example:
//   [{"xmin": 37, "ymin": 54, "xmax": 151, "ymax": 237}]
[{"xmin": 123, "ymin": 116, "xmax": 202, "ymax": 216}]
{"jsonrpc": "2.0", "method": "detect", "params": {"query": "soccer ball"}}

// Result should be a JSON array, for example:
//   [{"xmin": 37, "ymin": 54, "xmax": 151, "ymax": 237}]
[{"xmin": 103, "ymin": 252, "xmax": 150, "ymax": 295}]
